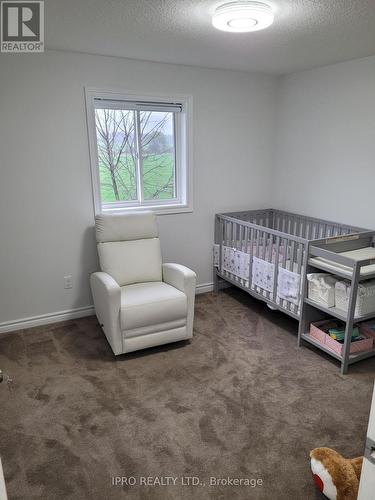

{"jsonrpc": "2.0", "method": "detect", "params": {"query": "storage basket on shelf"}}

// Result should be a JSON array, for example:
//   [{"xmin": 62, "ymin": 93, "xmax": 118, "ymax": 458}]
[
  {"xmin": 335, "ymin": 279, "xmax": 375, "ymax": 317},
  {"xmin": 310, "ymin": 320, "xmax": 337, "ymax": 344},
  {"xmin": 309, "ymin": 319, "xmax": 373, "ymax": 355},
  {"xmin": 307, "ymin": 273, "xmax": 337, "ymax": 308}
]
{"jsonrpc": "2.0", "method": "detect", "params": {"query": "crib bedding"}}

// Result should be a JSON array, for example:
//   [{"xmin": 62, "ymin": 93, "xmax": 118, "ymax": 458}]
[
  {"xmin": 217, "ymin": 241, "xmax": 301, "ymax": 263},
  {"xmin": 310, "ymin": 247, "xmax": 375, "ymax": 278},
  {"xmin": 220, "ymin": 243, "xmax": 375, "ymax": 315},
  {"xmin": 221, "ymin": 240, "xmax": 289, "ymax": 261},
  {"xmin": 219, "ymin": 245, "xmax": 303, "ymax": 311}
]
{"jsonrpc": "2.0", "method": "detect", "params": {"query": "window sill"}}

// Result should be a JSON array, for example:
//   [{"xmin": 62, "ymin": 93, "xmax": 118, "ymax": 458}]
[{"xmin": 101, "ymin": 204, "xmax": 193, "ymax": 216}]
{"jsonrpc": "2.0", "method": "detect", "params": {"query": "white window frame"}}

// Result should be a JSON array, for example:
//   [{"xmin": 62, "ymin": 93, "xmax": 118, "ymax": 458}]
[{"xmin": 85, "ymin": 87, "xmax": 193, "ymax": 215}]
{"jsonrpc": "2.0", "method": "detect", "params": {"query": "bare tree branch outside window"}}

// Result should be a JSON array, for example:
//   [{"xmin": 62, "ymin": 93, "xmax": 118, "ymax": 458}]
[{"xmin": 95, "ymin": 109, "xmax": 176, "ymax": 203}]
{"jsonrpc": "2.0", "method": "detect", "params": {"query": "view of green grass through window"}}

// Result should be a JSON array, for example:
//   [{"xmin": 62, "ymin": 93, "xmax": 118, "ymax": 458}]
[{"xmin": 95, "ymin": 108, "xmax": 176, "ymax": 203}]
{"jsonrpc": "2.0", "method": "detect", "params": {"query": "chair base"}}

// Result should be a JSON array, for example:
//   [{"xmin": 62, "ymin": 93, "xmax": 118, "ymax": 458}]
[{"xmin": 121, "ymin": 326, "xmax": 192, "ymax": 355}]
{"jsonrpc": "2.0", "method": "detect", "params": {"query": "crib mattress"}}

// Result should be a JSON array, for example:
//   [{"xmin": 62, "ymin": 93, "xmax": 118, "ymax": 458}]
[{"xmin": 310, "ymin": 247, "xmax": 375, "ymax": 278}]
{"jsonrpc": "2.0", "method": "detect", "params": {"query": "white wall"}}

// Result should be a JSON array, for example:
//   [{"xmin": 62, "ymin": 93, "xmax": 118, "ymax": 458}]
[
  {"xmin": 273, "ymin": 55, "xmax": 375, "ymax": 230},
  {"xmin": 0, "ymin": 50, "xmax": 277, "ymax": 326}
]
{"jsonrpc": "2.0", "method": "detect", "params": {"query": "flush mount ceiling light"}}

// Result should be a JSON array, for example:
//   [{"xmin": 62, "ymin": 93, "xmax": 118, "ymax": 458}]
[{"xmin": 212, "ymin": 1, "xmax": 274, "ymax": 32}]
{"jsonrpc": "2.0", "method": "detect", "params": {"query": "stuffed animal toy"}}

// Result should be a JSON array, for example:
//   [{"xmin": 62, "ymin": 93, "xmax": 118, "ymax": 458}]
[{"xmin": 310, "ymin": 447, "xmax": 363, "ymax": 500}]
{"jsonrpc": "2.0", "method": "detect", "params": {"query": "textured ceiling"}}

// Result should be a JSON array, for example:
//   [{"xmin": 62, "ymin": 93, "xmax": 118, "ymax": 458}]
[{"xmin": 46, "ymin": 0, "xmax": 375, "ymax": 75}]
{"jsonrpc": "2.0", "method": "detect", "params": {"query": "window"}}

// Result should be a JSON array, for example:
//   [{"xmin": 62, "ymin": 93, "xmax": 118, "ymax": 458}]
[{"xmin": 85, "ymin": 89, "xmax": 192, "ymax": 214}]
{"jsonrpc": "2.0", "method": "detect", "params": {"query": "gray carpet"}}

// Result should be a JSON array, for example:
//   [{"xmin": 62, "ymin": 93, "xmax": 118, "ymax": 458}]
[{"xmin": 0, "ymin": 288, "xmax": 374, "ymax": 500}]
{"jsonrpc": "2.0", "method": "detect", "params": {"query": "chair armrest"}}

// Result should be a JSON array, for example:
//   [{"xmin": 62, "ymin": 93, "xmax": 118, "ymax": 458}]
[
  {"xmin": 91, "ymin": 271, "xmax": 120, "ymax": 298},
  {"xmin": 162, "ymin": 263, "xmax": 197, "ymax": 295},
  {"xmin": 162, "ymin": 263, "xmax": 197, "ymax": 338},
  {"xmin": 90, "ymin": 272, "xmax": 122, "ymax": 355}
]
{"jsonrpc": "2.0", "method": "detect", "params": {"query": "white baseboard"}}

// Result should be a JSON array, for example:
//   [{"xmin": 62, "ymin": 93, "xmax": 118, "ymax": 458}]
[
  {"xmin": 195, "ymin": 282, "xmax": 214, "ymax": 294},
  {"xmin": 0, "ymin": 283, "xmax": 214, "ymax": 335},
  {"xmin": 0, "ymin": 305, "xmax": 95, "ymax": 334}
]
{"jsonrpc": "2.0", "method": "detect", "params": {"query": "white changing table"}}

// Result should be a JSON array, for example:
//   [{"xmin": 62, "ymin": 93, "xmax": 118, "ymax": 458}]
[{"xmin": 309, "ymin": 246, "xmax": 375, "ymax": 279}]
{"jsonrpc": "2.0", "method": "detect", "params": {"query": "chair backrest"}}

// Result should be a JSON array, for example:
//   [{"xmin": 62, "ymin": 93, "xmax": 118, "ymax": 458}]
[{"xmin": 95, "ymin": 212, "xmax": 162, "ymax": 286}]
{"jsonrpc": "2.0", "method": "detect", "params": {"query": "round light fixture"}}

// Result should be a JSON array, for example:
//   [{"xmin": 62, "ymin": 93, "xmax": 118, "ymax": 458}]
[{"xmin": 212, "ymin": 1, "xmax": 274, "ymax": 33}]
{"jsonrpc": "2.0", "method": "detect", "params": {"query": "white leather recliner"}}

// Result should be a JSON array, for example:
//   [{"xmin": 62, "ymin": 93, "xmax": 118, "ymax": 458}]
[{"xmin": 90, "ymin": 211, "xmax": 197, "ymax": 355}]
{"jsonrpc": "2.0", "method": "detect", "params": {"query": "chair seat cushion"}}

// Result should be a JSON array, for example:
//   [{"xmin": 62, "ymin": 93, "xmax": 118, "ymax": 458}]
[{"xmin": 120, "ymin": 282, "xmax": 187, "ymax": 331}]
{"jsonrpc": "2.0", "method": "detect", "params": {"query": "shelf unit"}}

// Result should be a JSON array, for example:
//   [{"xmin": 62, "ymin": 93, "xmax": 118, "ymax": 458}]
[{"xmin": 298, "ymin": 231, "xmax": 375, "ymax": 374}]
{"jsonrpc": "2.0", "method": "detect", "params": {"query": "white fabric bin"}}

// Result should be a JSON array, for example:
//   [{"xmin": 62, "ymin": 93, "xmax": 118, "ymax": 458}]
[
  {"xmin": 307, "ymin": 273, "xmax": 337, "ymax": 307},
  {"xmin": 335, "ymin": 279, "xmax": 375, "ymax": 317}
]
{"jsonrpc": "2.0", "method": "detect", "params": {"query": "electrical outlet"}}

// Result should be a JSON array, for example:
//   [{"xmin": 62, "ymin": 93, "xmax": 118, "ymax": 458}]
[{"xmin": 64, "ymin": 275, "xmax": 73, "ymax": 289}]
